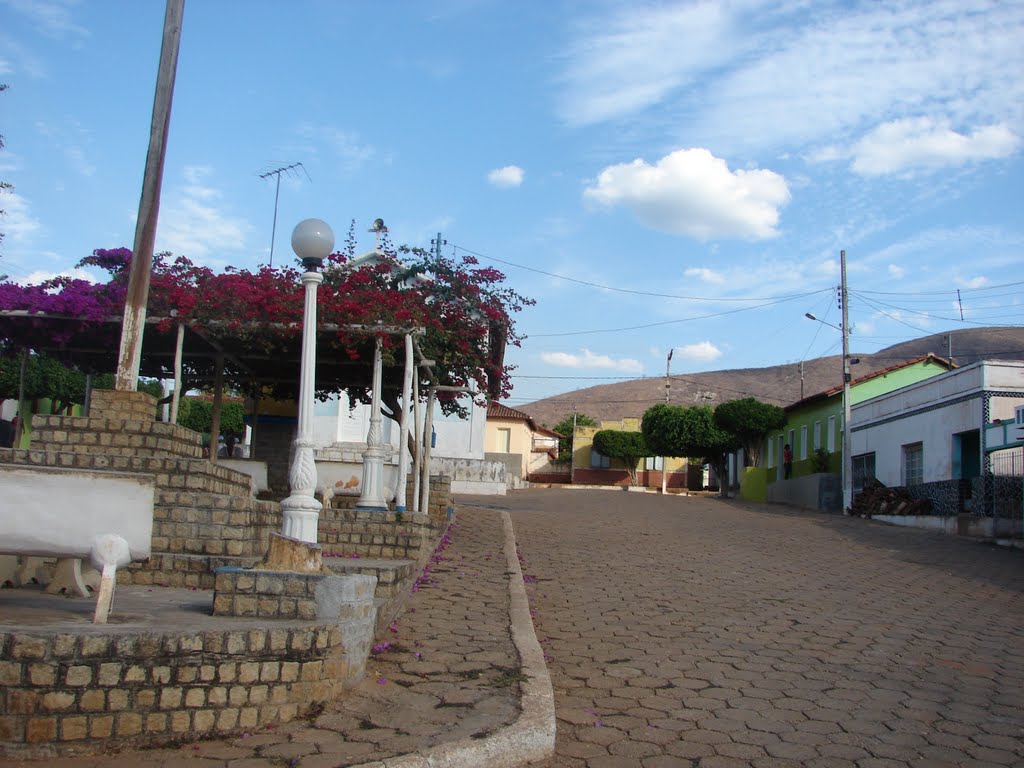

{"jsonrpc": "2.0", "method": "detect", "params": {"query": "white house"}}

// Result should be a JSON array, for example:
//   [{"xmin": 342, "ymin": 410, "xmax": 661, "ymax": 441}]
[{"xmin": 849, "ymin": 359, "xmax": 1024, "ymax": 527}]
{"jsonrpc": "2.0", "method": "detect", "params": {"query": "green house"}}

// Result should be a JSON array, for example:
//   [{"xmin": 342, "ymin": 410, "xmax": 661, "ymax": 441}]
[{"xmin": 739, "ymin": 354, "xmax": 956, "ymax": 507}]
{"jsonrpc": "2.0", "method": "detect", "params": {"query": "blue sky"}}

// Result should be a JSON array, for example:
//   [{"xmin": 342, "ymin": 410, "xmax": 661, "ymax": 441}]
[{"xmin": 2, "ymin": 0, "xmax": 1022, "ymax": 407}]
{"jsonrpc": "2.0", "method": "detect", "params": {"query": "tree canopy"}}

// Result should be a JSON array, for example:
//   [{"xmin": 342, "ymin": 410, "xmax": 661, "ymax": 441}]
[
  {"xmin": 712, "ymin": 397, "xmax": 786, "ymax": 467},
  {"xmin": 0, "ymin": 230, "xmax": 533, "ymax": 420},
  {"xmin": 592, "ymin": 429, "xmax": 650, "ymax": 486},
  {"xmin": 642, "ymin": 403, "xmax": 736, "ymax": 491},
  {"xmin": 551, "ymin": 412, "xmax": 597, "ymax": 462}
]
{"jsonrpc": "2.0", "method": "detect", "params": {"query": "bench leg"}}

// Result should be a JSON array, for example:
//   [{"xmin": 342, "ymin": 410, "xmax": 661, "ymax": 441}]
[
  {"xmin": 13, "ymin": 556, "xmax": 52, "ymax": 587},
  {"xmin": 92, "ymin": 564, "xmax": 118, "ymax": 624},
  {"xmin": 45, "ymin": 558, "xmax": 91, "ymax": 598}
]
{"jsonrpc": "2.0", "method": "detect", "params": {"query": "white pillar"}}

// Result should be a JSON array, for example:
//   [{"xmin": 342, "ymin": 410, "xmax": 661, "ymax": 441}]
[
  {"xmin": 280, "ymin": 269, "xmax": 324, "ymax": 542},
  {"xmin": 394, "ymin": 334, "xmax": 414, "ymax": 512},
  {"xmin": 420, "ymin": 387, "xmax": 437, "ymax": 515},
  {"xmin": 357, "ymin": 336, "xmax": 388, "ymax": 510},
  {"xmin": 411, "ymin": 366, "xmax": 422, "ymax": 511}
]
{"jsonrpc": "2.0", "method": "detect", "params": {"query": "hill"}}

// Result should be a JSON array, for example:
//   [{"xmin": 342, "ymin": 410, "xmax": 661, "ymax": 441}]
[{"xmin": 518, "ymin": 327, "xmax": 1024, "ymax": 429}]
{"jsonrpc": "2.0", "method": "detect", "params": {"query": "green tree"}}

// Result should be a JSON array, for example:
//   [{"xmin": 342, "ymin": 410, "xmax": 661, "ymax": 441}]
[
  {"xmin": 592, "ymin": 429, "xmax": 650, "ymax": 486},
  {"xmin": 176, "ymin": 398, "xmax": 245, "ymax": 440},
  {"xmin": 551, "ymin": 412, "xmax": 597, "ymax": 462},
  {"xmin": 642, "ymin": 403, "xmax": 736, "ymax": 493},
  {"xmin": 712, "ymin": 398, "xmax": 786, "ymax": 467}
]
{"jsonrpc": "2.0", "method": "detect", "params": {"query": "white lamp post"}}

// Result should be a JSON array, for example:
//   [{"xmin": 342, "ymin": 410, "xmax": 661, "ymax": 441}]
[{"xmin": 280, "ymin": 218, "xmax": 334, "ymax": 543}]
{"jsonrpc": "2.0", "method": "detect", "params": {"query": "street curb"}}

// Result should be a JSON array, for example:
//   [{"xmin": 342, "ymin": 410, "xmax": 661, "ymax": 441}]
[{"xmin": 352, "ymin": 510, "xmax": 557, "ymax": 768}]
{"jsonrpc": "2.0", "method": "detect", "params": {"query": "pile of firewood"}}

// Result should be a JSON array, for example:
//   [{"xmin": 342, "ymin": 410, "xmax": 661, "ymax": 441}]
[{"xmin": 851, "ymin": 478, "xmax": 932, "ymax": 518}]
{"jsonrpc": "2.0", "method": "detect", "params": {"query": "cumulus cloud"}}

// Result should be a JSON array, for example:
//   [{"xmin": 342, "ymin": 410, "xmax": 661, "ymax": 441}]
[
  {"xmin": 584, "ymin": 148, "xmax": 790, "ymax": 240},
  {"xmin": 487, "ymin": 165, "xmax": 524, "ymax": 188},
  {"xmin": 673, "ymin": 341, "xmax": 722, "ymax": 363},
  {"xmin": 888, "ymin": 264, "xmax": 906, "ymax": 279},
  {"xmin": 851, "ymin": 119, "xmax": 1020, "ymax": 176},
  {"xmin": 541, "ymin": 348, "xmax": 643, "ymax": 374}
]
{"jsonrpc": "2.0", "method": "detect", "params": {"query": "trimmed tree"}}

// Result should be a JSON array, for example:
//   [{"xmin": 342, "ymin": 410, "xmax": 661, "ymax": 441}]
[
  {"xmin": 712, "ymin": 397, "xmax": 786, "ymax": 467},
  {"xmin": 642, "ymin": 403, "xmax": 737, "ymax": 493},
  {"xmin": 592, "ymin": 429, "xmax": 650, "ymax": 486}
]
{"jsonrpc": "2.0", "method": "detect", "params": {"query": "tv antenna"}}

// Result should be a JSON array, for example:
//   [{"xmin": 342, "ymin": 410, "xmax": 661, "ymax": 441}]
[{"xmin": 259, "ymin": 162, "xmax": 309, "ymax": 266}]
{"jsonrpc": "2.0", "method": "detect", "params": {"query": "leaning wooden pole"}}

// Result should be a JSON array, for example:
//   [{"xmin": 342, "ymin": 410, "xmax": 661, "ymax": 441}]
[{"xmin": 115, "ymin": 0, "xmax": 185, "ymax": 391}]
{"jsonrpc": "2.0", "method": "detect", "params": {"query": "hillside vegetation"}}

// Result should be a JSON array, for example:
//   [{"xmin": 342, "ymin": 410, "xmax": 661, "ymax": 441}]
[{"xmin": 519, "ymin": 327, "xmax": 1024, "ymax": 429}]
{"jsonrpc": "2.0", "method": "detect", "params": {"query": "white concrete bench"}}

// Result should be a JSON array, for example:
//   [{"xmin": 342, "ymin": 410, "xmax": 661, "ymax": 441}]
[{"xmin": 0, "ymin": 465, "xmax": 155, "ymax": 623}]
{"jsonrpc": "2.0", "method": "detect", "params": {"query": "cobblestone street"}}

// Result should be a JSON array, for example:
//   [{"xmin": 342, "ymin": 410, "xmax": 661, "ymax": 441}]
[{"xmin": 499, "ymin": 489, "xmax": 1024, "ymax": 768}]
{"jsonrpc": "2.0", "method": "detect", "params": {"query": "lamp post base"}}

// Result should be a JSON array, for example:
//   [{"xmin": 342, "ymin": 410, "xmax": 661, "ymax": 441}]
[
  {"xmin": 355, "ymin": 446, "xmax": 388, "ymax": 511},
  {"xmin": 280, "ymin": 497, "xmax": 322, "ymax": 544}
]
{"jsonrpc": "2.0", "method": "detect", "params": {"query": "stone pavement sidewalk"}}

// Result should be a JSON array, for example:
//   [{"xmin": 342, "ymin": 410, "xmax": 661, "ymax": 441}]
[{"xmin": 0, "ymin": 506, "xmax": 555, "ymax": 768}]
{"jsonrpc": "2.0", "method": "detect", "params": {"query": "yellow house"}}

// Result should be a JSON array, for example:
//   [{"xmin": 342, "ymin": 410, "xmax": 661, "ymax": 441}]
[
  {"xmin": 485, "ymin": 402, "xmax": 562, "ymax": 484},
  {"xmin": 572, "ymin": 417, "xmax": 689, "ymax": 489}
]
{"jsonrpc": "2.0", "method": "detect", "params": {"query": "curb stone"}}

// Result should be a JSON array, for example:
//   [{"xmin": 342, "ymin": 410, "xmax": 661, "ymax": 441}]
[{"xmin": 351, "ymin": 510, "xmax": 556, "ymax": 768}]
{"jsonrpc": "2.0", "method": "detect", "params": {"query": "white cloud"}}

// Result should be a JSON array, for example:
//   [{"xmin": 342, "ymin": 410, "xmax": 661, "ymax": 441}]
[
  {"xmin": 888, "ymin": 264, "xmax": 906, "ymax": 279},
  {"xmin": 557, "ymin": 2, "xmax": 733, "ymax": 126},
  {"xmin": 541, "ymin": 348, "xmax": 643, "ymax": 374},
  {"xmin": 487, "ymin": 165, "xmax": 524, "ymax": 188},
  {"xmin": 560, "ymin": 2, "xmax": 1024, "ymax": 157},
  {"xmin": 296, "ymin": 123, "xmax": 375, "ymax": 172},
  {"xmin": 584, "ymin": 148, "xmax": 790, "ymax": 240},
  {"xmin": 20, "ymin": 266, "xmax": 97, "ymax": 285},
  {"xmin": 684, "ymin": 266, "xmax": 725, "ymax": 285},
  {"xmin": 0, "ymin": 189, "xmax": 41, "ymax": 242},
  {"xmin": 2, "ymin": 0, "xmax": 90, "ymax": 40},
  {"xmin": 851, "ymin": 119, "xmax": 1020, "ymax": 176},
  {"xmin": 673, "ymin": 341, "xmax": 722, "ymax": 363},
  {"xmin": 155, "ymin": 166, "xmax": 253, "ymax": 262}
]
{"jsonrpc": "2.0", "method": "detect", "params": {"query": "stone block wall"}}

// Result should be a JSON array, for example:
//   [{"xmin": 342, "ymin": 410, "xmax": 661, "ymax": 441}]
[
  {"xmin": 0, "ymin": 620, "xmax": 373, "ymax": 757},
  {"xmin": 0, "ymin": 390, "xmax": 283, "ymax": 589}
]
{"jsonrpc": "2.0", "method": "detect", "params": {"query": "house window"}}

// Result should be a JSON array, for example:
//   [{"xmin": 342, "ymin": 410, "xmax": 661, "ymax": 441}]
[
  {"xmin": 644, "ymin": 456, "xmax": 664, "ymax": 470},
  {"xmin": 813, "ymin": 421, "xmax": 821, "ymax": 451},
  {"xmin": 590, "ymin": 450, "xmax": 610, "ymax": 468},
  {"xmin": 497, "ymin": 427, "xmax": 511, "ymax": 453},
  {"xmin": 853, "ymin": 452, "xmax": 876, "ymax": 492},
  {"xmin": 799, "ymin": 425, "xmax": 808, "ymax": 460},
  {"xmin": 827, "ymin": 415, "xmax": 836, "ymax": 452},
  {"xmin": 903, "ymin": 443, "xmax": 923, "ymax": 486},
  {"xmin": 767, "ymin": 437, "xmax": 775, "ymax": 468}
]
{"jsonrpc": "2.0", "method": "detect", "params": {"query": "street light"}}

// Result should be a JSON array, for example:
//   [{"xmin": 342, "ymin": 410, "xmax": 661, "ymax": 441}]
[{"xmin": 280, "ymin": 218, "xmax": 334, "ymax": 543}]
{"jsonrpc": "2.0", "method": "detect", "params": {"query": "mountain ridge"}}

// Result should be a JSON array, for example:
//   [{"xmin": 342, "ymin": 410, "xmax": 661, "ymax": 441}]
[{"xmin": 517, "ymin": 327, "xmax": 1024, "ymax": 429}]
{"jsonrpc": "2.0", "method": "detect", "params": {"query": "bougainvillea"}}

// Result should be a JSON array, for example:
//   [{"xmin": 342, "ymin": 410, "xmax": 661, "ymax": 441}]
[{"xmin": 0, "ymin": 236, "xmax": 534, "ymax": 416}]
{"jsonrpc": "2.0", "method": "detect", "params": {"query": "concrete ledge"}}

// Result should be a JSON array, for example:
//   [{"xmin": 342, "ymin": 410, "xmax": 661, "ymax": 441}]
[{"xmin": 350, "ymin": 510, "xmax": 556, "ymax": 768}]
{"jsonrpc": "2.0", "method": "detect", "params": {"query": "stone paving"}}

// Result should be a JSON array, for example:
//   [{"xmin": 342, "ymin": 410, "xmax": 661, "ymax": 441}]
[
  {"xmin": 0, "ymin": 507, "xmax": 521, "ymax": 767},
  {"xmin": 503, "ymin": 489, "xmax": 1024, "ymax": 768}
]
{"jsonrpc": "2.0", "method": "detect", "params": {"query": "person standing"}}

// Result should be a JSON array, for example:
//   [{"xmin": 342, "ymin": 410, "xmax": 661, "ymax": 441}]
[{"xmin": 783, "ymin": 443, "xmax": 793, "ymax": 479}]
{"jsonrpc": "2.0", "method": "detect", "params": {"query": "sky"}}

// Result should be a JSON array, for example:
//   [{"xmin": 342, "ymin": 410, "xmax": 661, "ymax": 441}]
[{"xmin": 1, "ymin": 0, "xmax": 1023, "ymax": 410}]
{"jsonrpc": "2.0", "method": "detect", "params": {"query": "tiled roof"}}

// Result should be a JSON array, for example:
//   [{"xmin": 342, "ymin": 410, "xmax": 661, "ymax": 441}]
[
  {"xmin": 786, "ymin": 353, "xmax": 956, "ymax": 411},
  {"xmin": 487, "ymin": 402, "xmax": 564, "ymax": 437}
]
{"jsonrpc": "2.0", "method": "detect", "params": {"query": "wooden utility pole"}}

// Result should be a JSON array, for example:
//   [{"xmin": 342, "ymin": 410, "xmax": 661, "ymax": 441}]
[{"xmin": 115, "ymin": 0, "xmax": 185, "ymax": 391}]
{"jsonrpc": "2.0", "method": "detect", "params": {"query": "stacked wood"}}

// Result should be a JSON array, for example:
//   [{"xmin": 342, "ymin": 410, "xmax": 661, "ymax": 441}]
[{"xmin": 851, "ymin": 478, "xmax": 933, "ymax": 518}]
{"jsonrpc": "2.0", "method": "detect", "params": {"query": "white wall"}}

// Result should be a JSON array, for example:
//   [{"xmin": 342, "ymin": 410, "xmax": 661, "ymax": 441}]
[{"xmin": 310, "ymin": 391, "xmax": 484, "ymax": 461}]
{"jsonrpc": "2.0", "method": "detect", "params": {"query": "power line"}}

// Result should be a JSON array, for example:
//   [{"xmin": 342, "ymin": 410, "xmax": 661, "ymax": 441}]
[
  {"xmin": 529, "ymin": 291, "xmax": 827, "ymax": 338},
  {"xmin": 450, "ymin": 242, "xmax": 829, "ymax": 303}
]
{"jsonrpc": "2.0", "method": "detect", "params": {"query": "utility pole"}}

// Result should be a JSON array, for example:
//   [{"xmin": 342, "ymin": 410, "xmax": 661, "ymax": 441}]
[
  {"xmin": 116, "ymin": 0, "xmax": 184, "ymax": 392},
  {"xmin": 431, "ymin": 232, "xmax": 447, "ymax": 260},
  {"xmin": 259, "ymin": 162, "xmax": 308, "ymax": 267},
  {"xmin": 840, "ymin": 249, "xmax": 852, "ymax": 514},
  {"xmin": 570, "ymin": 406, "xmax": 577, "ymax": 485}
]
